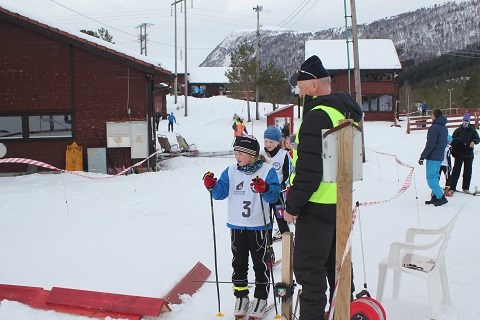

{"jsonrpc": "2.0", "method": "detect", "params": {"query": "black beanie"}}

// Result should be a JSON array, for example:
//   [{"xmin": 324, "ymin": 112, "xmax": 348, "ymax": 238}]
[
  {"xmin": 297, "ymin": 55, "xmax": 330, "ymax": 81},
  {"xmin": 234, "ymin": 136, "xmax": 260, "ymax": 156}
]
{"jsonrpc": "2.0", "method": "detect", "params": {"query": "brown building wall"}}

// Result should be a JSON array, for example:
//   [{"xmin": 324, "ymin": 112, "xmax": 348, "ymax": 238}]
[
  {"xmin": 0, "ymin": 18, "xmax": 158, "ymax": 173},
  {"xmin": 0, "ymin": 20, "xmax": 72, "ymax": 112}
]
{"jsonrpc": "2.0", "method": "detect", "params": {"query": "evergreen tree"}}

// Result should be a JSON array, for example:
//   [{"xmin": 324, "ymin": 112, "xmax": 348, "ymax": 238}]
[
  {"xmin": 225, "ymin": 41, "xmax": 257, "ymax": 122},
  {"xmin": 98, "ymin": 28, "xmax": 114, "ymax": 43},
  {"xmin": 462, "ymin": 75, "xmax": 480, "ymax": 109},
  {"xmin": 80, "ymin": 28, "xmax": 115, "ymax": 43},
  {"xmin": 80, "ymin": 29, "xmax": 98, "ymax": 38},
  {"xmin": 258, "ymin": 62, "xmax": 290, "ymax": 110}
]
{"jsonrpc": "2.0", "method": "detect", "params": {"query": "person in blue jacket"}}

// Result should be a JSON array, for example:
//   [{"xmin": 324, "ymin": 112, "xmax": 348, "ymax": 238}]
[
  {"xmin": 419, "ymin": 108, "xmax": 448, "ymax": 206},
  {"xmin": 167, "ymin": 112, "xmax": 176, "ymax": 132},
  {"xmin": 203, "ymin": 135, "xmax": 280, "ymax": 319}
]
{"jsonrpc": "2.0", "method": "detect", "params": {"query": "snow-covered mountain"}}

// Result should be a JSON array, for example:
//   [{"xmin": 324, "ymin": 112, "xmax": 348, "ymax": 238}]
[{"xmin": 200, "ymin": 0, "xmax": 480, "ymax": 76}]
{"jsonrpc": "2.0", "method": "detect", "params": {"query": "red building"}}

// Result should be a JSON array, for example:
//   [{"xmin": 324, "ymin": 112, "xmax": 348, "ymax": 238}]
[
  {"xmin": 265, "ymin": 105, "xmax": 295, "ymax": 136},
  {"xmin": 188, "ymin": 67, "xmax": 229, "ymax": 98},
  {"xmin": 305, "ymin": 39, "xmax": 402, "ymax": 121},
  {"xmin": 0, "ymin": 6, "xmax": 174, "ymax": 173}
]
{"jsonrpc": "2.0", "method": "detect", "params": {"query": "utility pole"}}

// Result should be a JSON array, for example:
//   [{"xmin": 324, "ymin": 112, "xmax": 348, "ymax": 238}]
[
  {"xmin": 137, "ymin": 23, "xmax": 153, "ymax": 56},
  {"xmin": 171, "ymin": 0, "xmax": 182, "ymax": 104},
  {"xmin": 349, "ymin": 0, "xmax": 365, "ymax": 163},
  {"xmin": 253, "ymin": 5, "xmax": 262, "ymax": 121},
  {"xmin": 350, "ymin": 0, "xmax": 362, "ymax": 107}
]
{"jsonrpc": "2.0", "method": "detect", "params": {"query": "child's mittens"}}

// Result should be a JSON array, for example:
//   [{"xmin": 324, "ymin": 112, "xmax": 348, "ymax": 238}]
[
  {"xmin": 251, "ymin": 177, "xmax": 268, "ymax": 193},
  {"xmin": 203, "ymin": 172, "xmax": 217, "ymax": 189}
]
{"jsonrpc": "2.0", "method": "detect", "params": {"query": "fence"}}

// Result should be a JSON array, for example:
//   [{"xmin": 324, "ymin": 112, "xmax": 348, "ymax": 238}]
[{"xmin": 406, "ymin": 111, "xmax": 479, "ymax": 134}]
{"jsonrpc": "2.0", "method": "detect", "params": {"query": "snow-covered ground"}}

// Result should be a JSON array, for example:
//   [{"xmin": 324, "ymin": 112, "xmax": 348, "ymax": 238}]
[{"xmin": 1, "ymin": 95, "xmax": 479, "ymax": 319}]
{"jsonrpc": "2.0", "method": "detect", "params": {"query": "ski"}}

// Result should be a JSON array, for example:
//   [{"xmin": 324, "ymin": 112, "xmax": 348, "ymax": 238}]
[
  {"xmin": 454, "ymin": 190, "xmax": 480, "ymax": 196},
  {"xmin": 234, "ymin": 303, "xmax": 274, "ymax": 320}
]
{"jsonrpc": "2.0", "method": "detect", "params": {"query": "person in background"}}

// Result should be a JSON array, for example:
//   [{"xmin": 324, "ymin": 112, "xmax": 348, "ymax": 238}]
[
  {"xmin": 419, "ymin": 108, "xmax": 448, "ymax": 206},
  {"xmin": 260, "ymin": 126, "xmax": 291, "ymax": 244},
  {"xmin": 167, "ymin": 112, "xmax": 176, "ymax": 132},
  {"xmin": 155, "ymin": 106, "xmax": 162, "ymax": 130},
  {"xmin": 283, "ymin": 55, "xmax": 363, "ymax": 320},
  {"xmin": 281, "ymin": 120, "xmax": 290, "ymax": 138},
  {"xmin": 446, "ymin": 113, "xmax": 480, "ymax": 193},
  {"xmin": 203, "ymin": 135, "xmax": 280, "ymax": 319},
  {"xmin": 421, "ymin": 101, "xmax": 428, "ymax": 116},
  {"xmin": 232, "ymin": 115, "xmax": 248, "ymax": 143},
  {"xmin": 441, "ymin": 135, "xmax": 453, "ymax": 196}
]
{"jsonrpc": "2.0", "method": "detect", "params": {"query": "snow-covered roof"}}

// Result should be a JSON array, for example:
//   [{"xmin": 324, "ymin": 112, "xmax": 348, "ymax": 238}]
[
  {"xmin": 0, "ymin": 4, "xmax": 174, "ymax": 75},
  {"xmin": 305, "ymin": 39, "xmax": 402, "ymax": 71},
  {"xmin": 188, "ymin": 67, "xmax": 231, "ymax": 84}
]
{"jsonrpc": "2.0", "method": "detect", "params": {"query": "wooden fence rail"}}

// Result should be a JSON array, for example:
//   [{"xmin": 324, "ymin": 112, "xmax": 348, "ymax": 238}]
[{"xmin": 406, "ymin": 112, "xmax": 479, "ymax": 134}]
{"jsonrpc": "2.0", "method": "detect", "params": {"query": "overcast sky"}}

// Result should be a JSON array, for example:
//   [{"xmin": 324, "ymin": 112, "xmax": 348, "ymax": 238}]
[{"xmin": 0, "ymin": 0, "xmax": 463, "ymax": 68}]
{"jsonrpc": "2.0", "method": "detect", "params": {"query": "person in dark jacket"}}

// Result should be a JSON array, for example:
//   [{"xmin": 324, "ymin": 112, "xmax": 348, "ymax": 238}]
[
  {"xmin": 447, "ymin": 113, "xmax": 480, "ymax": 193},
  {"xmin": 419, "ymin": 108, "xmax": 448, "ymax": 206},
  {"xmin": 283, "ymin": 55, "xmax": 362, "ymax": 320}
]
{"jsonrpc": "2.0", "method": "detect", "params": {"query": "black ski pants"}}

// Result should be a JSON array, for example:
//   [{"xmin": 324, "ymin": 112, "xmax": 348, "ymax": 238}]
[
  {"xmin": 270, "ymin": 201, "xmax": 290, "ymax": 234},
  {"xmin": 231, "ymin": 229, "xmax": 270, "ymax": 300},
  {"xmin": 326, "ymin": 230, "xmax": 355, "ymax": 308},
  {"xmin": 293, "ymin": 212, "xmax": 335, "ymax": 320},
  {"xmin": 448, "ymin": 157, "xmax": 473, "ymax": 191},
  {"xmin": 168, "ymin": 121, "xmax": 174, "ymax": 132}
]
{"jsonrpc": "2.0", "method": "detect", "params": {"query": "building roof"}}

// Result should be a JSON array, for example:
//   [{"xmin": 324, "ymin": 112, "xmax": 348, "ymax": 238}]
[
  {"xmin": 305, "ymin": 39, "xmax": 402, "ymax": 71},
  {"xmin": 188, "ymin": 67, "xmax": 231, "ymax": 84},
  {"xmin": 0, "ymin": 5, "xmax": 174, "ymax": 80},
  {"xmin": 265, "ymin": 104, "xmax": 295, "ymax": 116}
]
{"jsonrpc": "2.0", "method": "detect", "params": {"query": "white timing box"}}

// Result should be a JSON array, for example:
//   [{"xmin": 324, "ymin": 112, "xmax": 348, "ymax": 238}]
[{"xmin": 321, "ymin": 126, "xmax": 363, "ymax": 182}]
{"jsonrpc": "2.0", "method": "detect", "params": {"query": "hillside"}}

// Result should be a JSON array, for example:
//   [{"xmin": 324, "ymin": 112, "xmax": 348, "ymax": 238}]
[{"xmin": 200, "ymin": 0, "xmax": 480, "ymax": 76}]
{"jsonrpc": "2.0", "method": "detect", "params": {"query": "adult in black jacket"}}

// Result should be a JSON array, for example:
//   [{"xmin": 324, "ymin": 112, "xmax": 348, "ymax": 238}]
[
  {"xmin": 284, "ymin": 55, "xmax": 363, "ymax": 320},
  {"xmin": 447, "ymin": 113, "xmax": 479, "ymax": 192}
]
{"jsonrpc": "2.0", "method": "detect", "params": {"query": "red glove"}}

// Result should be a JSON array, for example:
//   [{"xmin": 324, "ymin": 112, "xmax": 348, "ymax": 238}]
[
  {"xmin": 203, "ymin": 172, "xmax": 217, "ymax": 189},
  {"xmin": 251, "ymin": 177, "xmax": 268, "ymax": 193}
]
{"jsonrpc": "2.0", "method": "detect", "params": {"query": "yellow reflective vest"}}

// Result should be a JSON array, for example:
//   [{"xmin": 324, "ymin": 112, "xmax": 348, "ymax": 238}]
[{"xmin": 290, "ymin": 105, "xmax": 345, "ymax": 204}]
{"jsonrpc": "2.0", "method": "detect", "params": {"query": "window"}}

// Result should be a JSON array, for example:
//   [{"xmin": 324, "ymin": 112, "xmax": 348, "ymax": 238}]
[
  {"xmin": 379, "ymin": 95, "xmax": 393, "ymax": 111},
  {"xmin": 0, "ymin": 116, "xmax": 23, "ymax": 139},
  {"xmin": 363, "ymin": 73, "xmax": 394, "ymax": 82},
  {"xmin": 29, "ymin": 115, "xmax": 72, "ymax": 138},
  {"xmin": 361, "ymin": 95, "xmax": 393, "ymax": 112},
  {"xmin": 0, "ymin": 114, "xmax": 72, "ymax": 140}
]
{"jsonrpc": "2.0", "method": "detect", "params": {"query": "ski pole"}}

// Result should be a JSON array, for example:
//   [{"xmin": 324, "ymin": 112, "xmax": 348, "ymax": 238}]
[
  {"xmin": 208, "ymin": 188, "xmax": 224, "ymax": 317},
  {"xmin": 259, "ymin": 191, "xmax": 280, "ymax": 317}
]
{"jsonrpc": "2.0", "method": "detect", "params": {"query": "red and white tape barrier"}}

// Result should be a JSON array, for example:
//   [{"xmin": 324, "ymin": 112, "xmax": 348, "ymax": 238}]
[
  {"xmin": 328, "ymin": 150, "xmax": 415, "ymax": 320},
  {"xmin": 0, "ymin": 151, "xmax": 159, "ymax": 180}
]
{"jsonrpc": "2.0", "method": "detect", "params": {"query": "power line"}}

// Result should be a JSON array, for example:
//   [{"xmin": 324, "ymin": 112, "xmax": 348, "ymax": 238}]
[
  {"xmin": 274, "ymin": 0, "xmax": 311, "ymax": 29},
  {"xmin": 275, "ymin": 0, "xmax": 313, "ymax": 30},
  {"xmin": 287, "ymin": 0, "xmax": 320, "ymax": 30},
  {"xmin": 49, "ymin": 0, "xmax": 137, "ymax": 38}
]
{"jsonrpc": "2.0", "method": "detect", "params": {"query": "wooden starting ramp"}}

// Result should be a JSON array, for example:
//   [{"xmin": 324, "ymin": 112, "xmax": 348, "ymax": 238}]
[{"xmin": 0, "ymin": 261, "xmax": 211, "ymax": 319}]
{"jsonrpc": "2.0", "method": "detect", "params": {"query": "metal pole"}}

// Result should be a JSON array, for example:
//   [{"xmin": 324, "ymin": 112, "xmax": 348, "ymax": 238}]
[
  {"xmin": 174, "ymin": 1, "xmax": 178, "ymax": 103},
  {"xmin": 448, "ymin": 88, "xmax": 452, "ymax": 115},
  {"xmin": 184, "ymin": 0, "xmax": 188, "ymax": 117},
  {"xmin": 253, "ymin": 5, "xmax": 262, "ymax": 121}
]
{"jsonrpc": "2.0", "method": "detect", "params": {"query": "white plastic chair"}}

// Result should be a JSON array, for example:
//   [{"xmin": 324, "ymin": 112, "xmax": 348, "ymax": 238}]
[{"xmin": 376, "ymin": 210, "xmax": 461, "ymax": 319}]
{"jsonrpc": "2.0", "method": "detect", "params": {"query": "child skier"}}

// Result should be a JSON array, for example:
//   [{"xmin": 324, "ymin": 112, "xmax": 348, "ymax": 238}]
[
  {"xmin": 260, "ymin": 126, "xmax": 291, "ymax": 242},
  {"xmin": 203, "ymin": 135, "xmax": 280, "ymax": 319}
]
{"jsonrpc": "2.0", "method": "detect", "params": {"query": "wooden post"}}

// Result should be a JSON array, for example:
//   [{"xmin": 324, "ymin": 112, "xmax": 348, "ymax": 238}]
[
  {"xmin": 281, "ymin": 232, "xmax": 294, "ymax": 320},
  {"xmin": 334, "ymin": 120, "xmax": 354, "ymax": 320},
  {"xmin": 406, "ymin": 114, "xmax": 411, "ymax": 134}
]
